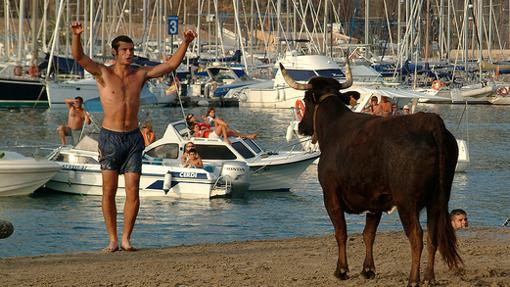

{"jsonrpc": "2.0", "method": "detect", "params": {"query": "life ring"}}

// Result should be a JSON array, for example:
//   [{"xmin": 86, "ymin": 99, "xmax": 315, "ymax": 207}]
[
  {"xmin": 431, "ymin": 80, "xmax": 445, "ymax": 90},
  {"xmin": 496, "ymin": 87, "xmax": 509, "ymax": 96},
  {"xmin": 295, "ymin": 99, "xmax": 305, "ymax": 121}
]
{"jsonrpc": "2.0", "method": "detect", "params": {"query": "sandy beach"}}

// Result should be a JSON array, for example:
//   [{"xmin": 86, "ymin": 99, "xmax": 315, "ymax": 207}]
[{"xmin": 0, "ymin": 227, "xmax": 508, "ymax": 287}]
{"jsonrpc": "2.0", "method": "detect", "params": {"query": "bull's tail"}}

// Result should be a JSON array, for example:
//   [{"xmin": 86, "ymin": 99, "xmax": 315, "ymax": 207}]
[{"xmin": 428, "ymin": 117, "xmax": 463, "ymax": 270}]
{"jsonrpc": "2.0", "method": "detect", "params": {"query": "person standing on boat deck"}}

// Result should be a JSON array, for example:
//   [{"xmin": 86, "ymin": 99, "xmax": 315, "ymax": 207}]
[
  {"xmin": 70, "ymin": 21, "xmax": 196, "ymax": 253},
  {"xmin": 57, "ymin": 96, "xmax": 91, "ymax": 145},
  {"xmin": 140, "ymin": 121, "xmax": 156, "ymax": 147}
]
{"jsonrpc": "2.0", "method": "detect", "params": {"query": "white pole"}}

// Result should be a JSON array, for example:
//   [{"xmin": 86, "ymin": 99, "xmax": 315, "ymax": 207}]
[
  {"xmin": 89, "ymin": 0, "xmax": 94, "ymax": 57},
  {"xmin": 4, "ymin": 0, "xmax": 10, "ymax": 60},
  {"xmin": 46, "ymin": 0, "xmax": 66, "ymax": 80},
  {"xmin": 17, "ymin": 0, "xmax": 25, "ymax": 64}
]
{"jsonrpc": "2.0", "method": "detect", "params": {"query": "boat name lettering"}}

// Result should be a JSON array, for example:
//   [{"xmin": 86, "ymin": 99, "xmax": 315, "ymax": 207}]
[
  {"xmin": 179, "ymin": 172, "xmax": 197, "ymax": 178},
  {"xmin": 63, "ymin": 164, "xmax": 86, "ymax": 170},
  {"xmin": 225, "ymin": 167, "xmax": 246, "ymax": 172}
]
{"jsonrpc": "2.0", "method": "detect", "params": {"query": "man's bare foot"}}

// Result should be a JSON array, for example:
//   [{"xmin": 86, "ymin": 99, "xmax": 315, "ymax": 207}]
[
  {"xmin": 120, "ymin": 246, "xmax": 138, "ymax": 252},
  {"xmin": 102, "ymin": 242, "xmax": 119, "ymax": 253},
  {"xmin": 242, "ymin": 134, "xmax": 257, "ymax": 140},
  {"xmin": 121, "ymin": 239, "xmax": 137, "ymax": 252}
]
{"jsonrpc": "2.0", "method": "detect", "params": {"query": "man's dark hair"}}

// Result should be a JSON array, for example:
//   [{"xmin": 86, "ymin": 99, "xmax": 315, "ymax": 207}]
[
  {"xmin": 450, "ymin": 209, "xmax": 467, "ymax": 219},
  {"xmin": 111, "ymin": 35, "xmax": 134, "ymax": 53},
  {"xmin": 74, "ymin": 96, "xmax": 84, "ymax": 103}
]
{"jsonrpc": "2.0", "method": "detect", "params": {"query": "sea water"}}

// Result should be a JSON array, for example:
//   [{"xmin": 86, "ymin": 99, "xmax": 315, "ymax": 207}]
[{"xmin": 0, "ymin": 104, "xmax": 509, "ymax": 258}]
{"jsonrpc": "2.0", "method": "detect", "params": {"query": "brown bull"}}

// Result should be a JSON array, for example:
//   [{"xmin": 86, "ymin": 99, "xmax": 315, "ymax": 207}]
[{"xmin": 281, "ymin": 61, "xmax": 463, "ymax": 286}]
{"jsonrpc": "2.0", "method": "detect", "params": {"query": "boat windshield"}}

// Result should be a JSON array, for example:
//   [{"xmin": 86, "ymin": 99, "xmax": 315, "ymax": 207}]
[
  {"xmin": 195, "ymin": 145, "xmax": 237, "ymax": 160},
  {"xmin": 56, "ymin": 153, "xmax": 98, "ymax": 164},
  {"xmin": 284, "ymin": 69, "xmax": 317, "ymax": 81},
  {"xmin": 209, "ymin": 68, "xmax": 238, "ymax": 82},
  {"xmin": 231, "ymin": 142, "xmax": 255, "ymax": 159},
  {"xmin": 145, "ymin": 143, "xmax": 179, "ymax": 159},
  {"xmin": 242, "ymin": 139, "xmax": 262, "ymax": 154},
  {"xmin": 316, "ymin": 69, "xmax": 344, "ymax": 78}
]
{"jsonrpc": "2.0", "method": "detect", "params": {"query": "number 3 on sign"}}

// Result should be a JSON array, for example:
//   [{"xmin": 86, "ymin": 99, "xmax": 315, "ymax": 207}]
[{"xmin": 167, "ymin": 16, "xmax": 179, "ymax": 35}]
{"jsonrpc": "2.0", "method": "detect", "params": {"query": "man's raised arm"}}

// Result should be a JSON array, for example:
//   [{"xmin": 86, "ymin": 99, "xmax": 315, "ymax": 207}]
[
  {"xmin": 145, "ymin": 30, "xmax": 197, "ymax": 79},
  {"xmin": 71, "ymin": 21, "xmax": 103, "ymax": 77}
]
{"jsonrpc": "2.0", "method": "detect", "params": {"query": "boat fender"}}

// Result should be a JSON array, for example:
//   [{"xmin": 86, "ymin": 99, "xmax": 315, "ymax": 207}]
[
  {"xmin": 496, "ymin": 87, "xmax": 508, "ymax": 96},
  {"xmin": 163, "ymin": 172, "xmax": 172, "ymax": 194},
  {"xmin": 294, "ymin": 99, "xmax": 305, "ymax": 120},
  {"xmin": 285, "ymin": 124, "xmax": 294, "ymax": 142},
  {"xmin": 0, "ymin": 219, "xmax": 14, "ymax": 239},
  {"xmin": 431, "ymin": 80, "xmax": 445, "ymax": 91}
]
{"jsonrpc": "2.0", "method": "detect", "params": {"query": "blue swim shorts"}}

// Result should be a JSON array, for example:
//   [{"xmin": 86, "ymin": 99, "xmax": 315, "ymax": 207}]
[{"xmin": 98, "ymin": 127, "xmax": 144, "ymax": 174}]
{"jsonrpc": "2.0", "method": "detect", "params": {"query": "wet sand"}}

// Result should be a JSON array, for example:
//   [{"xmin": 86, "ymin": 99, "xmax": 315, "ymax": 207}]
[{"xmin": 0, "ymin": 227, "xmax": 508, "ymax": 287}]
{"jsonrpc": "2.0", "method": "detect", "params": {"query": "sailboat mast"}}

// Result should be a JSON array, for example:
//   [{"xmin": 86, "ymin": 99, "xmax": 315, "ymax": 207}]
[
  {"xmin": 30, "ymin": 0, "xmax": 38, "ymax": 63},
  {"xmin": 89, "ymin": 0, "xmax": 94, "ymax": 57},
  {"xmin": 17, "ymin": 0, "xmax": 25, "ymax": 64},
  {"xmin": 4, "ymin": 0, "xmax": 10, "ymax": 60}
]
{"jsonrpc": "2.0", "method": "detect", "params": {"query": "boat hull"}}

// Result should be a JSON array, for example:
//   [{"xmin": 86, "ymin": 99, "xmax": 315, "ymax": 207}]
[
  {"xmin": 248, "ymin": 154, "xmax": 319, "ymax": 191},
  {"xmin": 0, "ymin": 161, "xmax": 61, "ymax": 196},
  {"xmin": 0, "ymin": 78, "xmax": 48, "ymax": 108},
  {"xmin": 46, "ymin": 165, "xmax": 227, "ymax": 199}
]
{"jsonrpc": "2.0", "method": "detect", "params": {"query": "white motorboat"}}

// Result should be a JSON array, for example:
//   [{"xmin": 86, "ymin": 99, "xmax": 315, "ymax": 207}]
[
  {"xmin": 46, "ymin": 77, "xmax": 177, "ymax": 108},
  {"xmin": 45, "ymin": 137, "xmax": 250, "ymax": 199},
  {"xmin": 418, "ymin": 82, "xmax": 495, "ymax": 104},
  {"xmin": 286, "ymin": 86, "xmax": 470, "ymax": 172},
  {"xmin": 144, "ymin": 121, "xmax": 320, "ymax": 191},
  {"xmin": 225, "ymin": 52, "xmax": 394, "ymax": 109},
  {"xmin": 0, "ymin": 151, "xmax": 61, "ymax": 196}
]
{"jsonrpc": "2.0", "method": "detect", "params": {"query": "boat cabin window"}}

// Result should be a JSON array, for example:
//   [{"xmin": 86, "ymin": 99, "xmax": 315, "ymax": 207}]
[
  {"xmin": 195, "ymin": 145, "xmax": 237, "ymax": 160},
  {"xmin": 284, "ymin": 69, "xmax": 317, "ymax": 81},
  {"xmin": 174, "ymin": 122, "xmax": 191, "ymax": 137},
  {"xmin": 316, "ymin": 69, "xmax": 344, "ymax": 78},
  {"xmin": 56, "ymin": 153, "xmax": 98, "ymax": 164},
  {"xmin": 243, "ymin": 139, "xmax": 262, "ymax": 154},
  {"xmin": 145, "ymin": 143, "xmax": 179, "ymax": 159},
  {"xmin": 231, "ymin": 142, "xmax": 255, "ymax": 159},
  {"xmin": 210, "ymin": 68, "xmax": 237, "ymax": 82}
]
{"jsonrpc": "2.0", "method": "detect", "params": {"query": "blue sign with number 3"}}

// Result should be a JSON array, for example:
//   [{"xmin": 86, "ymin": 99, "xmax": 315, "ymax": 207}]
[{"xmin": 168, "ymin": 16, "xmax": 179, "ymax": 35}]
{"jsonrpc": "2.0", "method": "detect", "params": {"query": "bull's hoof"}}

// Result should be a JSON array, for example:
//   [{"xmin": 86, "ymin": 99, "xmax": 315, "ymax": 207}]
[
  {"xmin": 407, "ymin": 282, "xmax": 419, "ymax": 287},
  {"xmin": 360, "ymin": 268, "xmax": 376, "ymax": 279},
  {"xmin": 0, "ymin": 220, "xmax": 14, "ymax": 239},
  {"xmin": 334, "ymin": 268, "xmax": 349, "ymax": 280},
  {"xmin": 422, "ymin": 279, "xmax": 436, "ymax": 286}
]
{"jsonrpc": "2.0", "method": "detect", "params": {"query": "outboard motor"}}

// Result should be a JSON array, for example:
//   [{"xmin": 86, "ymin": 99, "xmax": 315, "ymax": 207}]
[{"xmin": 220, "ymin": 161, "xmax": 250, "ymax": 197}]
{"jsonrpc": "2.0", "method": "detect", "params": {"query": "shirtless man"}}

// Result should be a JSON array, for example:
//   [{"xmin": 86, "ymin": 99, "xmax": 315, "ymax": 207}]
[
  {"xmin": 376, "ymin": 96, "xmax": 393, "ymax": 117},
  {"xmin": 71, "ymin": 21, "xmax": 196, "ymax": 252},
  {"xmin": 57, "ymin": 96, "xmax": 91, "ymax": 145}
]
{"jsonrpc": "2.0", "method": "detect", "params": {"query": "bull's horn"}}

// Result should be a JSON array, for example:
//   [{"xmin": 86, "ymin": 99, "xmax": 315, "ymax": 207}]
[
  {"xmin": 340, "ymin": 58, "xmax": 353, "ymax": 89},
  {"xmin": 279, "ymin": 63, "xmax": 312, "ymax": 90}
]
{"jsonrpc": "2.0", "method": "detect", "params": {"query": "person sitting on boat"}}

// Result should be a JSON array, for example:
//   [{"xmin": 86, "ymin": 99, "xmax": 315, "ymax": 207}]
[
  {"xmin": 363, "ymin": 96, "xmax": 379, "ymax": 114},
  {"xmin": 140, "ymin": 121, "xmax": 156, "ymax": 147},
  {"xmin": 375, "ymin": 96, "xmax": 392, "ymax": 117},
  {"xmin": 181, "ymin": 142, "xmax": 195, "ymax": 166},
  {"xmin": 186, "ymin": 113, "xmax": 228, "ymax": 143},
  {"xmin": 403, "ymin": 105, "xmax": 411, "ymax": 115},
  {"xmin": 181, "ymin": 143, "xmax": 203, "ymax": 168},
  {"xmin": 184, "ymin": 148, "xmax": 203, "ymax": 168},
  {"xmin": 202, "ymin": 108, "xmax": 257, "ymax": 140},
  {"xmin": 391, "ymin": 103, "xmax": 402, "ymax": 116},
  {"xmin": 57, "ymin": 96, "xmax": 91, "ymax": 145}
]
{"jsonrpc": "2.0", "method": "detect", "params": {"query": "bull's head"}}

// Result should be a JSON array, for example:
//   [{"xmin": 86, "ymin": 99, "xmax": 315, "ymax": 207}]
[{"xmin": 280, "ymin": 59, "xmax": 358, "ymax": 139}]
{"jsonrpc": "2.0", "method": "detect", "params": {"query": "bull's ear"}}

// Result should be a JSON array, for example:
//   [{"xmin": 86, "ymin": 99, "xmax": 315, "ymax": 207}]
[{"xmin": 338, "ymin": 91, "xmax": 360, "ymax": 106}]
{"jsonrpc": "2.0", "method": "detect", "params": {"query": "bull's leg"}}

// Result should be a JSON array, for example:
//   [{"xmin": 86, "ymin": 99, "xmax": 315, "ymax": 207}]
[
  {"xmin": 323, "ymin": 192, "xmax": 349, "ymax": 280},
  {"xmin": 423, "ymin": 206, "xmax": 437, "ymax": 285},
  {"xmin": 361, "ymin": 212, "xmax": 382, "ymax": 279},
  {"xmin": 398, "ymin": 207, "xmax": 424, "ymax": 287}
]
